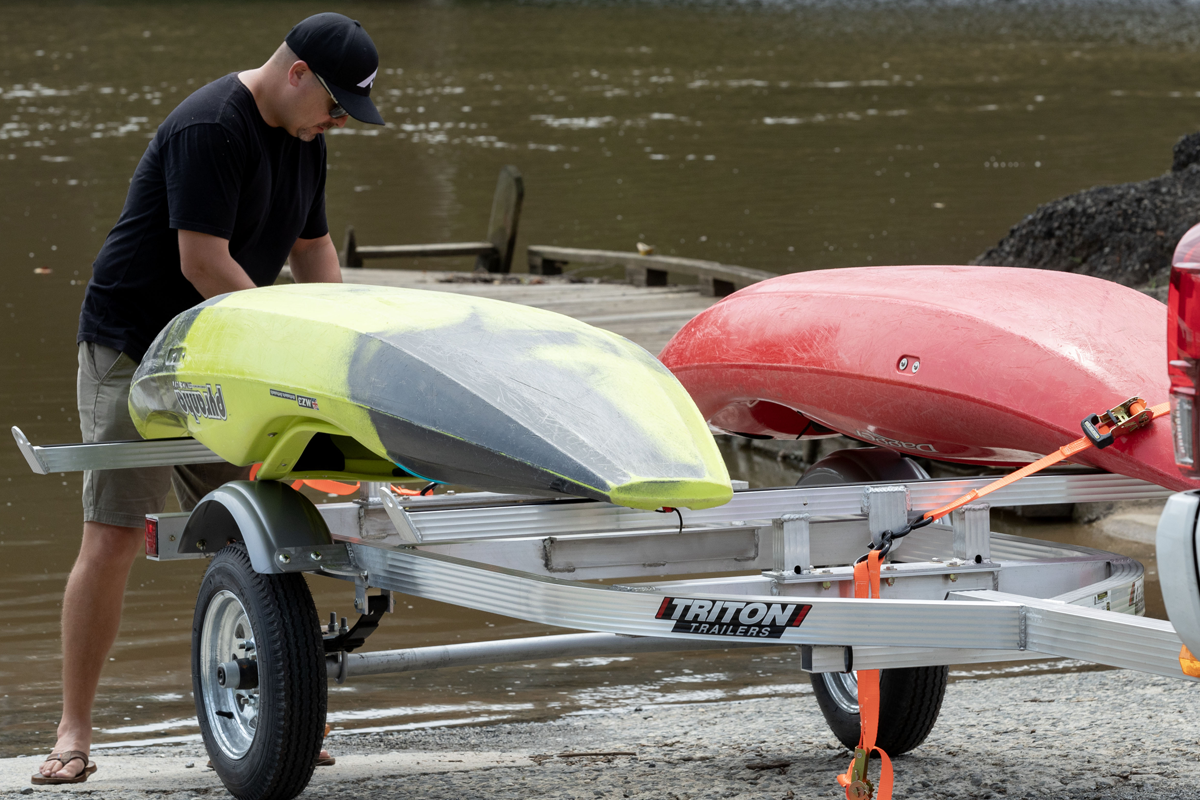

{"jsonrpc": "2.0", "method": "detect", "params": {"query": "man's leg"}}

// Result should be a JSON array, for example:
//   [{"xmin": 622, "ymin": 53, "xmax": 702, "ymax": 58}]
[
  {"xmin": 41, "ymin": 521, "xmax": 143, "ymax": 779},
  {"xmin": 41, "ymin": 343, "xmax": 174, "ymax": 780}
]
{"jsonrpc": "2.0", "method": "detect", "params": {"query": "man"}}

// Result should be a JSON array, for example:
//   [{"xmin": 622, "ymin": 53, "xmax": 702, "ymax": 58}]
[{"xmin": 36, "ymin": 13, "xmax": 384, "ymax": 784}]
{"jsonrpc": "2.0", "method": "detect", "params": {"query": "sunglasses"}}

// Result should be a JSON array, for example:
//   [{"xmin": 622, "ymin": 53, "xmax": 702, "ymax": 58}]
[{"xmin": 313, "ymin": 72, "xmax": 349, "ymax": 120}]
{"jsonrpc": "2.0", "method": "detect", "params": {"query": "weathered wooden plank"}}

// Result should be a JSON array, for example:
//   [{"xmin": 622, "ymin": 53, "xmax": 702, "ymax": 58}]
[
  {"xmin": 525, "ymin": 245, "xmax": 775, "ymax": 296},
  {"xmin": 576, "ymin": 309, "xmax": 709, "ymax": 325},
  {"xmin": 280, "ymin": 266, "xmax": 719, "ymax": 354},
  {"xmin": 357, "ymin": 242, "xmax": 497, "ymax": 259},
  {"xmin": 340, "ymin": 166, "xmax": 523, "ymax": 271},
  {"xmin": 342, "ymin": 226, "xmax": 496, "ymax": 266}
]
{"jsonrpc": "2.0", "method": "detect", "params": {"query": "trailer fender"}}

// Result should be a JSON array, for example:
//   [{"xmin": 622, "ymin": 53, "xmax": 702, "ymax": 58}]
[
  {"xmin": 1157, "ymin": 490, "xmax": 1200, "ymax": 655},
  {"xmin": 181, "ymin": 480, "xmax": 352, "ymax": 574}
]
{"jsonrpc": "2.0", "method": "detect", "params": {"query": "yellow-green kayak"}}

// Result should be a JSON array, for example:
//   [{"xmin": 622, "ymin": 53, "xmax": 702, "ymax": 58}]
[{"xmin": 128, "ymin": 284, "xmax": 731, "ymax": 510}]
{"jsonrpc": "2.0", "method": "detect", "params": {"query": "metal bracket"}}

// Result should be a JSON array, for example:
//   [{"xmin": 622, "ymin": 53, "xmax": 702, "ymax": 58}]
[
  {"xmin": 951, "ymin": 503, "xmax": 991, "ymax": 563},
  {"xmin": 359, "ymin": 482, "xmax": 386, "ymax": 508},
  {"xmin": 380, "ymin": 485, "xmax": 423, "ymax": 544},
  {"xmin": 331, "ymin": 651, "xmax": 348, "ymax": 685},
  {"xmin": 800, "ymin": 644, "xmax": 853, "ymax": 673},
  {"xmin": 800, "ymin": 643, "xmax": 1040, "ymax": 673},
  {"xmin": 354, "ymin": 574, "xmax": 370, "ymax": 612},
  {"xmin": 273, "ymin": 544, "xmax": 353, "ymax": 570},
  {"xmin": 325, "ymin": 590, "xmax": 392, "ymax": 657},
  {"xmin": 862, "ymin": 485, "xmax": 910, "ymax": 551},
  {"xmin": 770, "ymin": 513, "xmax": 811, "ymax": 575}
]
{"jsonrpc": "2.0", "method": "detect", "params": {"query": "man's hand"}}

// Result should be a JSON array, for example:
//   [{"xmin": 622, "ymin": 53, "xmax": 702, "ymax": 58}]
[
  {"xmin": 178, "ymin": 230, "xmax": 257, "ymax": 298},
  {"xmin": 290, "ymin": 234, "xmax": 342, "ymax": 283}
]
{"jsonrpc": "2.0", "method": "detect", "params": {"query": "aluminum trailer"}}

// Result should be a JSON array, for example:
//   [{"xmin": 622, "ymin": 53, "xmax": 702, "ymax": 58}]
[{"xmin": 15, "ymin": 427, "xmax": 1199, "ymax": 800}]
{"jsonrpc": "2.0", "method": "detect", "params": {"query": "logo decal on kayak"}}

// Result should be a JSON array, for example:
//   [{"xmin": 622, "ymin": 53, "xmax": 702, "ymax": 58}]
[
  {"xmin": 855, "ymin": 429, "xmax": 938, "ymax": 453},
  {"xmin": 654, "ymin": 597, "xmax": 812, "ymax": 639},
  {"xmin": 174, "ymin": 382, "xmax": 226, "ymax": 422},
  {"xmin": 269, "ymin": 388, "xmax": 319, "ymax": 411}
]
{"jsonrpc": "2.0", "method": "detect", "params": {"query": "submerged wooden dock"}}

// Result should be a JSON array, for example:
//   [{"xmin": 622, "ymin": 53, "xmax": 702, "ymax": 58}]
[{"xmin": 282, "ymin": 267, "xmax": 720, "ymax": 355}]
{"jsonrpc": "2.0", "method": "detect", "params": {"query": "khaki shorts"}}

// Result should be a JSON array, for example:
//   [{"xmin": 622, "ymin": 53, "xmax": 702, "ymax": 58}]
[{"xmin": 78, "ymin": 342, "xmax": 251, "ymax": 528}]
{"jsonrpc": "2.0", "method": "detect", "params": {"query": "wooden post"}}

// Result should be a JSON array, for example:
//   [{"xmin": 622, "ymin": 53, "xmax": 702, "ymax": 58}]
[
  {"xmin": 699, "ymin": 277, "xmax": 736, "ymax": 297},
  {"xmin": 625, "ymin": 265, "xmax": 669, "ymax": 287},
  {"xmin": 475, "ymin": 165, "xmax": 525, "ymax": 273},
  {"xmin": 528, "ymin": 251, "xmax": 566, "ymax": 276},
  {"xmin": 342, "ymin": 226, "xmax": 363, "ymax": 268}
]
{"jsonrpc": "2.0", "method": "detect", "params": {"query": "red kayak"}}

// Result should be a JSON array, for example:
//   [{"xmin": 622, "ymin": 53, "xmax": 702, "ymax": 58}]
[{"xmin": 660, "ymin": 265, "xmax": 1196, "ymax": 491}]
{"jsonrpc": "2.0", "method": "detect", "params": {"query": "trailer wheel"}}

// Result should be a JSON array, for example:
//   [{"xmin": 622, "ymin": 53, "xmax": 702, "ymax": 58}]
[
  {"xmin": 810, "ymin": 663, "xmax": 949, "ymax": 754},
  {"xmin": 795, "ymin": 446, "xmax": 928, "ymax": 487},
  {"xmin": 798, "ymin": 447, "xmax": 948, "ymax": 755},
  {"xmin": 193, "ymin": 545, "xmax": 326, "ymax": 800}
]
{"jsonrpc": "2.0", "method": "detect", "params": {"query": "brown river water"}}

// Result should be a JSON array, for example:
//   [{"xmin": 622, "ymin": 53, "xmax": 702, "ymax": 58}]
[{"xmin": 1, "ymin": 0, "xmax": 1196, "ymax": 757}]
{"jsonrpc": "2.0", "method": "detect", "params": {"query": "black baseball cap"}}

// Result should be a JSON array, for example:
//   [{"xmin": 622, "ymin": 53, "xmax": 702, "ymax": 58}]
[{"xmin": 285, "ymin": 13, "xmax": 384, "ymax": 125}]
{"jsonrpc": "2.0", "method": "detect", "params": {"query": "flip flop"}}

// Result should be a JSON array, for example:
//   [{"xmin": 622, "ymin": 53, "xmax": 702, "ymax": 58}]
[{"xmin": 31, "ymin": 750, "xmax": 97, "ymax": 785}]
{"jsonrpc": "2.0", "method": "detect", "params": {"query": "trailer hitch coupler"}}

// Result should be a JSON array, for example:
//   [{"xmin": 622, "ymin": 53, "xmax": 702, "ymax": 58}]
[{"xmin": 216, "ymin": 658, "xmax": 259, "ymax": 690}]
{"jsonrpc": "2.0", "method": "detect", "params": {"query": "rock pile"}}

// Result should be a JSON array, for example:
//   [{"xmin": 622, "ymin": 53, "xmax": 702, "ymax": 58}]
[{"xmin": 973, "ymin": 133, "xmax": 1200, "ymax": 295}]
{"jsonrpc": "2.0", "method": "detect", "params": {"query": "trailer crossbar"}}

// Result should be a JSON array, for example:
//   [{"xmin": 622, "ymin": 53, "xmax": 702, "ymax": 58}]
[
  {"xmin": 381, "ymin": 473, "xmax": 1170, "ymax": 544},
  {"xmin": 324, "ymin": 632, "xmax": 764, "ymax": 683},
  {"xmin": 12, "ymin": 426, "xmax": 224, "ymax": 474},
  {"xmin": 347, "ymin": 545, "xmax": 1022, "ymax": 649}
]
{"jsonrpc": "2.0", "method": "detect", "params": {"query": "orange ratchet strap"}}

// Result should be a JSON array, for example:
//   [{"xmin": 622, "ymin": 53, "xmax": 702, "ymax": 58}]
[
  {"xmin": 292, "ymin": 479, "xmax": 361, "ymax": 496},
  {"xmin": 1181, "ymin": 645, "xmax": 1200, "ymax": 678},
  {"xmin": 248, "ymin": 463, "xmax": 363, "ymax": 495},
  {"xmin": 836, "ymin": 549, "xmax": 894, "ymax": 800},
  {"xmin": 833, "ymin": 397, "xmax": 1165, "ymax": 798},
  {"xmin": 922, "ymin": 397, "xmax": 1168, "ymax": 524}
]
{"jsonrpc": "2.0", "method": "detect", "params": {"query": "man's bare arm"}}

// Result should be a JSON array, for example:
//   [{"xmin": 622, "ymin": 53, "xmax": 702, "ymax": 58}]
[
  {"xmin": 178, "ymin": 229, "xmax": 257, "ymax": 298},
  {"xmin": 289, "ymin": 234, "xmax": 343, "ymax": 283}
]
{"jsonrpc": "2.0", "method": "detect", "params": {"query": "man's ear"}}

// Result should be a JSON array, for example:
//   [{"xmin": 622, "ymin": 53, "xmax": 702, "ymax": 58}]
[{"xmin": 288, "ymin": 61, "xmax": 309, "ymax": 88}]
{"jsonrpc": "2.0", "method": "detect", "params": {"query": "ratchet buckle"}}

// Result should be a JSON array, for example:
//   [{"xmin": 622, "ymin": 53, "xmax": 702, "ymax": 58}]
[
  {"xmin": 842, "ymin": 747, "xmax": 873, "ymax": 800},
  {"xmin": 1081, "ymin": 397, "xmax": 1151, "ymax": 450}
]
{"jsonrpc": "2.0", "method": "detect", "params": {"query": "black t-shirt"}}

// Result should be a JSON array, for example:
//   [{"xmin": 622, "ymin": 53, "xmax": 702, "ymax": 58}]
[{"xmin": 78, "ymin": 73, "xmax": 328, "ymax": 362}]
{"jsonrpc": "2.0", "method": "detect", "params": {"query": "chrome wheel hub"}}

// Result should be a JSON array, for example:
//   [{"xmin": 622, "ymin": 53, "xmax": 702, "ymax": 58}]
[
  {"xmin": 200, "ymin": 590, "xmax": 259, "ymax": 758},
  {"xmin": 822, "ymin": 671, "xmax": 860, "ymax": 715}
]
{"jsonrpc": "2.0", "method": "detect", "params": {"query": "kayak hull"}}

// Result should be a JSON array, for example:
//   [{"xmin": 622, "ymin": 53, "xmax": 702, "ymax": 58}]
[
  {"xmin": 659, "ymin": 265, "xmax": 1196, "ymax": 491},
  {"xmin": 130, "ymin": 284, "xmax": 732, "ymax": 510}
]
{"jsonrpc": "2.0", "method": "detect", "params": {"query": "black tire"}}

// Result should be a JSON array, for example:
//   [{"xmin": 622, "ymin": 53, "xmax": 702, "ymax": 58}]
[
  {"xmin": 192, "ymin": 545, "xmax": 326, "ymax": 800},
  {"xmin": 810, "ymin": 664, "xmax": 949, "ymax": 755},
  {"xmin": 795, "ymin": 446, "xmax": 928, "ymax": 488},
  {"xmin": 799, "ymin": 447, "xmax": 947, "ymax": 756}
]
